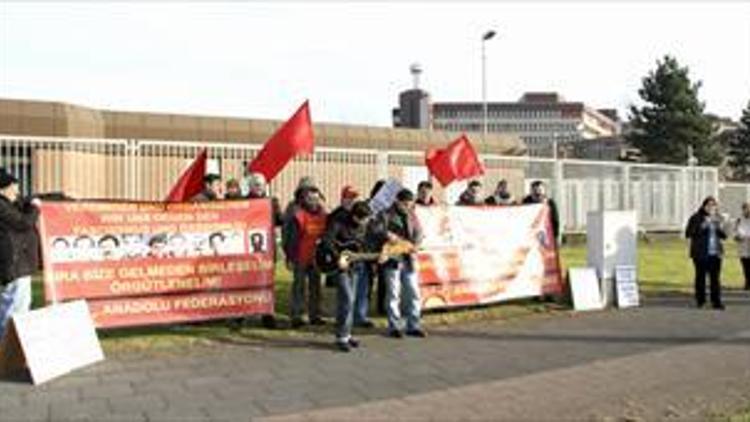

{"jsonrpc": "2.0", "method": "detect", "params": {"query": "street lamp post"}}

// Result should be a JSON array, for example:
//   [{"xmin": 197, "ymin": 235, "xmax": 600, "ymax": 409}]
[{"xmin": 482, "ymin": 29, "xmax": 496, "ymax": 151}]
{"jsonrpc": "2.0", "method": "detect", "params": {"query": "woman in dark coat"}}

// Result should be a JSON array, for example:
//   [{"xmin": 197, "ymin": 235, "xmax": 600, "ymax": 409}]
[{"xmin": 685, "ymin": 196, "xmax": 727, "ymax": 310}]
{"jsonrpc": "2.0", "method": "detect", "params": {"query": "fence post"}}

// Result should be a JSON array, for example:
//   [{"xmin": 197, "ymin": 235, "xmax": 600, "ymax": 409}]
[
  {"xmin": 312, "ymin": 147, "xmax": 318, "ymax": 175},
  {"xmin": 554, "ymin": 158, "xmax": 565, "ymax": 236},
  {"xmin": 681, "ymin": 167, "xmax": 691, "ymax": 229},
  {"xmin": 377, "ymin": 151, "xmax": 389, "ymax": 180},
  {"xmin": 127, "ymin": 139, "xmax": 138, "ymax": 200},
  {"xmin": 712, "ymin": 168, "xmax": 720, "ymax": 198},
  {"xmin": 622, "ymin": 164, "xmax": 631, "ymax": 210}
]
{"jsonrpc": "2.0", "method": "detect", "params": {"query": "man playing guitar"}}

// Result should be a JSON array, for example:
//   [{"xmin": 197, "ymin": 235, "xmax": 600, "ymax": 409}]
[{"xmin": 318, "ymin": 200, "xmax": 376, "ymax": 352}]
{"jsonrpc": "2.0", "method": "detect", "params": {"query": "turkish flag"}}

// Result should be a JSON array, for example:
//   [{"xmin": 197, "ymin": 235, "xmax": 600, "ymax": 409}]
[
  {"xmin": 248, "ymin": 101, "xmax": 314, "ymax": 182},
  {"xmin": 425, "ymin": 134, "xmax": 484, "ymax": 187},
  {"xmin": 164, "ymin": 148, "xmax": 207, "ymax": 202}
]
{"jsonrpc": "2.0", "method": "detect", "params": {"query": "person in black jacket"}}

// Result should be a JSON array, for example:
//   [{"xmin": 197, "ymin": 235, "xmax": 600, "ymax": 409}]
[
  {"xmin": 370, "ymin": 189, "xmax": 426, "ymax": 338},
  {"xmin": 522, "ymin": 180, "xmax": 560, "ymax": 241},
  {"xmin": 456, "ymin": 180, "xmax": 483, "ymax": 206},
  {"xmin": 191, "ymin": 174, "xmax": 222, "ymax": 201},
  {"xmin": 365, "ymin": 179, "xmax": 388, "ymax": 316},
  {"xmin": 0, "ymin": 168, "xmax": 40, "ymax": 339},
  {"xmin": 485, "ymin": 179, "xmax": 515, "ymax": 205},
  {"xmin": 324, "ymin": 186, "xmax": 361, "ymax": 288},
  {"xmin": 685, "ymin": 196, "xmax": 727, "ymax": 310},
  {"xmin": 321, "ymin": 200, "xmax": 374, "ymax": 352},
  {"xmin": 245, "ymin": 172, "xmax": 284, "ymax": 227},
  {"xmin": 224, "ymin": 179, "xmax": 243, "ymax": 200},
  {"xmin": 416, "ymin": 181, "xmax": 436, "ymax": 206},
  {"xmin": 327, "ymin": 186, "xmax": 359, "ymax": 227}
]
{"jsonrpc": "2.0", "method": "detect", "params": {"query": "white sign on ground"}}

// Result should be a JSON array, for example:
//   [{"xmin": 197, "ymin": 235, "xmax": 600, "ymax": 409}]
[
  {"xmin": 0, "ymin": 300, "xmax": 104, "ymax": 385},
  {"xmin": 615, "ymin": 265, "xmax": 640, "ymax": 308},
  {"xmin": 568, "ymin": 267, "xmax": 605, "ymax": 311}
]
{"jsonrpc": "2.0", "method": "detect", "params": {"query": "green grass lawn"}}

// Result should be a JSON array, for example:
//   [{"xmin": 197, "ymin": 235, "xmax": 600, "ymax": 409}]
[
  {"xmin": 725, "ymin": 410, "xmax": 750, "ymax": 422},
  {"xmin": 560, "ymin": 236, "xmax": 746, "ymax": 293},
  {"xmin": 29, "ymin": 236, "xmax": 748, "ymax": 354},
  {"xmin": 713, "ymin": 406, "xmax": 750, "ymax": 422}
]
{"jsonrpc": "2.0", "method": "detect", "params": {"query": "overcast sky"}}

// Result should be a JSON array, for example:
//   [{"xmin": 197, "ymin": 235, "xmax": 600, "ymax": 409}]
[{"xmin": 1, "ymin": 2, "xmax": 749, "ymax": 126}]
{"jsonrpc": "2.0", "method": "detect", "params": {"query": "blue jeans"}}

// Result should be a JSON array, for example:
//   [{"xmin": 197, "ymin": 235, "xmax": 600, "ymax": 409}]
[
  {"xmin": 353, "ymin": 264, "xmax": 370, "ymax": 325},
  {"xmin": 0, "ymin": 276, "xmax": 32, "ymax": 340},
  {"xmin": 335, "ymin": 263, "xmax": 366, "ymax": 343},
  {"xmin": 290, "ymin": 265, "xmax": 322, "ymax": 321},
  {"xmin": 383, "ymin": 260, "xmax": 421, "ymax": 333}
]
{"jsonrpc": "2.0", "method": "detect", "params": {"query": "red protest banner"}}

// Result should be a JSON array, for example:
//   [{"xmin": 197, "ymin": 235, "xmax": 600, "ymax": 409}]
[
  {"xmin": 86, "ymin": 289, "xmax": 274, "ymax": 329},
  {"xmin": 42, "ymin": 256, "xmax": 273, "ymax": 300},
  {"xmin": 415, "ymin": 203, "xmax": 563, "ymax": 309},
  {"xmin": 38, "ymin": 199, "xmax": 275, "ymax": 328}
]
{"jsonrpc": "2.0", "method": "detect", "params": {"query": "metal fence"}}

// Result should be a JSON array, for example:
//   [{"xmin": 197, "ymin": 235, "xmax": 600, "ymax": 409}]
[
  {"xmin": 0, "ymin": 135, "xmax": 741, "ymax": 234},
  {"xmin": 719, "ymin": 182, "xmax": 750, "ymax": 221}
]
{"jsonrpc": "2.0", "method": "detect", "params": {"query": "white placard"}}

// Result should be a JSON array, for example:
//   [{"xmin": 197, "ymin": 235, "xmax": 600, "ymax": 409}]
[
  {"xmin": 615, "ymin": 265, "xmax": 640, "ymax": 308},
  {"xmin": 369, "ymin": 178, "xmax": 403, "ymax": 214},
  {"xmin": 0, "ymin": 300, "xmax": 104, "ymax": 385},
  {"xmin": 568, "ymin": 267, "xmax": 605, "ymax": 311}
]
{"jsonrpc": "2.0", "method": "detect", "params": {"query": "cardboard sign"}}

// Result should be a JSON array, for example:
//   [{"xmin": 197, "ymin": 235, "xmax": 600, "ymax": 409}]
[
  {"xmin": 369, "ymin": 178, "xmax": 403, "ymax": 214},
  {"xmin": 568, "ymin": 267, "xmax": 604, "ymax": 311},
  {"xmin": 0, "ymin": 301, "xmax": 104, "ymax": 385},
  {"xmin": 615, "ymin": 265, "xmax": 640, "ymax": 308}
]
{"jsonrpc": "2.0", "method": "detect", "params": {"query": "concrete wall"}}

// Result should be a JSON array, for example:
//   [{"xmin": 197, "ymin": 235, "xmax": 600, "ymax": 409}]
[
  {"xmin": 1, "ymin": 98, "xmax": 526, "ymax": 156},
  {"xmin": 1, "ymin": 98, "xmax": 528, "ymax": 203}
]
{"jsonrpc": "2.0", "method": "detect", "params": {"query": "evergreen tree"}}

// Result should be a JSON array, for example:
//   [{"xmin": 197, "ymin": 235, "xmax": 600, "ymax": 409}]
[
  {"xmin": 627, "ymin": 56, "xmax": 717, "ymax": 165},
  {"xmin": 728, "ymin": 101, "xmax": 750, "ymax": 181}
]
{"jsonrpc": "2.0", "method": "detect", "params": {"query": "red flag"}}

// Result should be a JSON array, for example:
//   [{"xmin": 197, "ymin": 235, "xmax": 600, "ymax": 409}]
[
  {"xmin": 248, "ymin": 101, "xmax": 314, "ymax": 182},
  {"xmin": 164, "ymin": 149, "xmax": 208, "ymax": 201},
  {"xmin": 425, "ymin": 134, "xmax": 484, "ymax": 187}
]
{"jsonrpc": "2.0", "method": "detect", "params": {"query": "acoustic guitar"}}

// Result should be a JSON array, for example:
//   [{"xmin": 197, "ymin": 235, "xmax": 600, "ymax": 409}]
[{"xmin": 315, "ymin": 239, "xmax": 416, "ymax": 274}]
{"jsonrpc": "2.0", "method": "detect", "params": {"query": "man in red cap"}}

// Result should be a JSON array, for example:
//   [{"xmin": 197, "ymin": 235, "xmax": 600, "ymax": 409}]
[
  {"xmin": 328, "ymin": 186, "xmax": 359, "ymax": 227},
  {"xmin": 324, "ymin": 185, "xmax": 375, "ymax": 328},
  {"xmin": 324, "ymin": 186, "xmax": 359, "ymax": 289}
]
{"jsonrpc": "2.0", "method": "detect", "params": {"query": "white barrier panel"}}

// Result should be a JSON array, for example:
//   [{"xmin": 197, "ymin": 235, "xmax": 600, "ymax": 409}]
[{"xmin": 0, "ymin": 300, "xmax": 104, "ymax": 385}]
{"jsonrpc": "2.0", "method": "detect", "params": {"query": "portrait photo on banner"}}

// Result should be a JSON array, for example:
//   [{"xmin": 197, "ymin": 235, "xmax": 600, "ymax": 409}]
[{"xmin": 48, "ymin": 229, "xmax": 251, "ymax": 263}]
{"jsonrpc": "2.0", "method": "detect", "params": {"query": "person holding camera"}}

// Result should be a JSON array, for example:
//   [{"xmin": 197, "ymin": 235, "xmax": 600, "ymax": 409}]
[
  {"xmin": 0, "ymin": 168, "xmax": 41, "ymax": 339},
  {"xmin": 685, "ymin": 196, "xmax": 727, "ymax": 310}
]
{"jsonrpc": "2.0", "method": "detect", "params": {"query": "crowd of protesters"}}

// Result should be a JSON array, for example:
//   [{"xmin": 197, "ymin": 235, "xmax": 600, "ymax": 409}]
[
  {"xmin": 0, "ymin": 164, "xmax": 623, "ymax": 353},
  {"xmin": 2, "ymin": 164, "xmax": 749, "ymax": 352},
  {"xmin": 183, "ymin": 171, "xmax": 563, "ymax": 351}
]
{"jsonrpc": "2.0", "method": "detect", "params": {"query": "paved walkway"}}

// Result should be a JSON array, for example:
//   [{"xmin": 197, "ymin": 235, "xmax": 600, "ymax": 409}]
[{"xmin": 1, "ymin": 291, "xmax": 749, "ymax": 421}]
